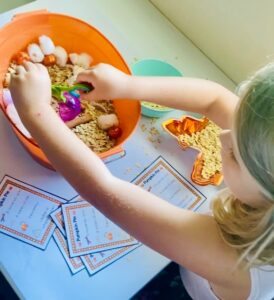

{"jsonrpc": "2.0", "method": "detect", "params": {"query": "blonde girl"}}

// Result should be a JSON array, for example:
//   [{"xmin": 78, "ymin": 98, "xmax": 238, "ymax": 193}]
[{"xmin": 10, "ymin": 61, "xmax": 274, "ymax": 300}]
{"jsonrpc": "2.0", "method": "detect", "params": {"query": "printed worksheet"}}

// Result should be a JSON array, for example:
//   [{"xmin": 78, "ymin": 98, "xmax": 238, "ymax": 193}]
[
  {"xmin": 62, "ymin": 201, "xmax": 138, "ymax": 257},
  {"xmin": 0, "ymin": 175, "xmax": 66, "ymax": 249},
  {"xmin": 132, "ymin": 156, "xmax": 206, "ymax": 210},
  {"xmin": 81, "ymin": 243, "xmax": 141, "ymax": 275},
  {"xmin": 51, "ymin": 206, "xmax": 140, "ymax": 275},
  {"xmin": 51, "ymin": 208, "xmax": 66, "ymax": 236},
  {"xmin": 53, "ymin": 228, "xmax": 85, "ymax": 274}
]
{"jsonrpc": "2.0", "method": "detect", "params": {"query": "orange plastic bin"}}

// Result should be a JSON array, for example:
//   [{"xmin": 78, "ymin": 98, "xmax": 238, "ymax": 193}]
[{"xmin": 0, "ymin": 10, "xmax": 140, "ymax": 170}]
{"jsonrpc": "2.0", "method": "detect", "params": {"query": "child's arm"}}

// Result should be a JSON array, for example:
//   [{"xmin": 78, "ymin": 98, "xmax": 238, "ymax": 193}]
[
  {"xmin": 77, "ymin": 64, "xmax": 239, "ymax": 128},
  {"xmin": 10, "ymin": 63, "xmax": 247, "ymax": 291},
  {"xmin": 24, "ymin": 104, "xmax": 243, "ymax": 283}
]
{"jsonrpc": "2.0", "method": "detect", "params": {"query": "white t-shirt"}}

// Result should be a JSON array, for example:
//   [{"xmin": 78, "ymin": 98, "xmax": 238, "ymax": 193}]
[{"xmin": 180, "ymin": 265, "xmax": 274, "ymax": 300}]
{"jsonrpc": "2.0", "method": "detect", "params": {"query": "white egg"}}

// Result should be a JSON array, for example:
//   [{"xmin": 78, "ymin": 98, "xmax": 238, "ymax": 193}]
[
  {"xmin": 6, "ymin": 103, "xmax": 31, "ymax": 138},
  {"xmin": 77, "ymin": 53, "xmax": 92, "ymax": 68},
  {"xmin": 39, "ymin": 35, "xmax": 55, "ymax": 55},
  {"xmin": 27, "ymin": 43, "xmax": 44, "ymax": 63},
  {"xmin": 69, "ymin": 53, "xmax": 79, "ymax": 65},
  {"xmin": 53, "ymin": 46, "xmax": 68, "ymax": 67},
  {"xmin": 97, "ymin": 114, "xmax": 119, "ymax": 130},
  {"xmin": 3, "ymin": 89, "xmax": 13, "ymax": 106}
]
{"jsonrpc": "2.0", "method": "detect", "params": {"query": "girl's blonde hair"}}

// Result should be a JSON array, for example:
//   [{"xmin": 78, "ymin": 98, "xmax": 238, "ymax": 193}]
[
  {"xmin": 212, "ymin": 189, "xmax": 274, "ymax": 267},
  {"xmin": 212, "ymin": 63, "xmax": 274, "ymax": 268}
]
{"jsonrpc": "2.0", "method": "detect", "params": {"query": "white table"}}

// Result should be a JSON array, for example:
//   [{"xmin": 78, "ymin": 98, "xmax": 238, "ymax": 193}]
[{"xmin": 0, "ymin": 1, "xmax": 234, "ymax": 299}]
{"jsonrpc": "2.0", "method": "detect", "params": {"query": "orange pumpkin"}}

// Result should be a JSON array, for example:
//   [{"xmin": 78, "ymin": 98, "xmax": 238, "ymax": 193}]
[
  {"xmin": 12, "ymin": 51, "xmax": 30, "ymax": 65},
  {"xmin": 43, "ymin": 54, "xmax": 56, "ymax": 66}
]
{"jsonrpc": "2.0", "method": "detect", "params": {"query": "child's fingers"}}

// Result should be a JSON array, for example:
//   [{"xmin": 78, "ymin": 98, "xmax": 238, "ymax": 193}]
[
  {"xmin": 23, "ymin": 61, "xmax": 35, "ymax": 72},
  {"xmin": 36, "ymin": 63, "xmax": 50, "ymax": 77},
  {"xmin": 80, "ymin": 91, "xmax": 94, "ymax": 101},
  {"xmin": 36, "ymin": 63, "xmax": 47, "ymax": 72},
  {"xmin": 76, "ymin": 70, "xmax": 95, "ymax": 84},
  {"xmin": 15, "ymin": 65, "xmax": 26, "ymax": 76},
  {"xmin": 80, "ymin": 90, "xmax": 100, "ymax": 102}
]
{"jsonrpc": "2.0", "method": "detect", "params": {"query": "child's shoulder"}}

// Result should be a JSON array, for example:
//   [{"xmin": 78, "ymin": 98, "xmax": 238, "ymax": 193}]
[{"xmin": 207, "ymin": 87, "xmax": 239, "ymax": 129}]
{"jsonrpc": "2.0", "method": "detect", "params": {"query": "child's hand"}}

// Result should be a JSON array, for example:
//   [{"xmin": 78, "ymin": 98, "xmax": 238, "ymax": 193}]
[
  {"xmin": 76, "ymin": 63, "xmax": 130, "ymax": 101},
  {"xmin": 9, "ymin": 62, "xmax": 51, "ymax": 118}
]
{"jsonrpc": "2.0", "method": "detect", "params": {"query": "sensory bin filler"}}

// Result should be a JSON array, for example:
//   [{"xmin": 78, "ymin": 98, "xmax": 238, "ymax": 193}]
[{"xmin": 0, "ymin": 10, "xmax": 141, "ymax": 169}]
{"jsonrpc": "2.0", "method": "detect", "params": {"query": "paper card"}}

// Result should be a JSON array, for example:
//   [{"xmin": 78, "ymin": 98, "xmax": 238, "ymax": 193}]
[
  {"xmin": 50, "ymin": 208, "xmax": 66, "ymax": 236},
  {"xmin": 51, "ymin": 207, "xmax": 141, "ymax": 275},
  {"xmin": 132, "ymin": 156, "xmax": 206, "ymax": 210},
  {"xmin": 53, "ymin": 228, "xmax": 85, "ymax": 274},
  {"xmin": 82, "ymin": 243, "xmax": 141, "ymax": 275},
  {"xmin": 0, "ymin": 175, "xmax": 66, "ymax": 249},
  {"xmin": 62, "ymin": 201, "xmax": 138, "ymax": 257}
]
